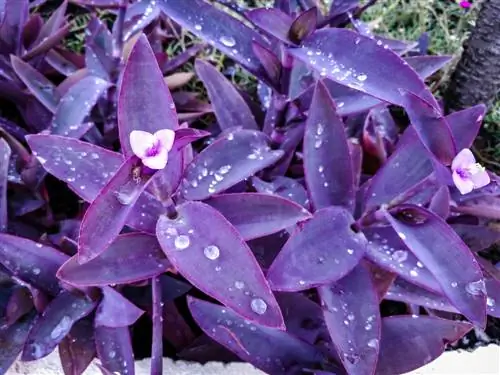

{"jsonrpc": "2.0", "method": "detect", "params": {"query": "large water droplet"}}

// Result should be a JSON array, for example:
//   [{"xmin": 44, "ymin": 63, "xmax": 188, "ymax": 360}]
[
  {"xmin": 466, "ymin": 279, "xmax": 486, "ymax": 296},
  {"xmin": 357, "ymin": 74, "xmax": 367, "ymax": 82},
  {"xmin": 487, "ymin": 297, "xmax": 495, "ymax": 307},
  {"xmin": 391, "ymin": 250, "xmax": 408, "ymax": 263},
  {"xmin": 219, "ymin": 35, "xmax": 236, "ymax": 47},
  {"xmin": 174, "ymin": 235, "xmax": 190, "ymax": 250},
  {"xmin": 250, "ymin": 298, "xmax": 267, "ymax": 315},
  {"xmin": 194, "ymin": 24, "xmax": 202, "ymax": 31},
  {"xmin": 204, "ymin": 245, "xmax": 220, "ymax": 260},
  {"xmin": 367, "ymin": 338, "xmax": 379, "ymax": 348},
  {"xmin": 51, "ymin": 316, "xmax": 72, "ymax": 339}
]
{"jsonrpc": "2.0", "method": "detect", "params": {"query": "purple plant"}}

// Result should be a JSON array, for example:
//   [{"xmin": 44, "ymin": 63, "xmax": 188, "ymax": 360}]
[{"xmin": 0, "ymin": 0, "xmax": 498, "ymax": 374}]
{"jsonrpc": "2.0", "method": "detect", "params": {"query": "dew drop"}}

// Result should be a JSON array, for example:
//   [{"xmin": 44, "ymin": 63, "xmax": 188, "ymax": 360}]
[
  {"xmin": 219, "ymin": 35, "xmax": 236, "ymax": 47},
  {"xmin": 357, "ymin": 74, "xmax": 367, "ymax": 82},
  {"xmin": 347, "ymin": 313, "xmax": 355, "ymax": 321},
  {"xmin": 391, "ymin": 250, "xmax": 408, "ymax": 263},
  {"xmin": 367, "ymin": 338, "xmax": 379, "ymax": 348},
  {"xmin": 466, "ymin": 279, "xmax": 486, "ymax": 296},
  {"xmin": 204, "ymin": 245, "xmax": 220, "ymax": 260},
  {"xmin": 32, "ymin": 268, "xmax": 41, "ymax": 275},
  {"xmin": 487, "ymin": 297, "xmax": 495, "ymax": 307},
  {"xmin": 318, "ymin": 165, "xmax": 324, "ymax": 173},
  {"xmin": 51, "ymin": 316, "xmax": 72, "ymax": 339},
  {"xmin": 299, "ymin": 280, "xmax": 306, "ymax": 286},
  {"xmin": 417, "ymin": 261, "xmax": 424, "ymax": 268},
  {"xmin": 397, "ymin": 232, "xmax": 407, "ymax": 240},
  {"xmin": 109, "ymin": 350, "xmax": 116, "ymax": 359},
  {"xmin": 234, "ymin": 281, "xmax": 245, "ymax": 289},
  {"xmin": 250, "ymin": 298, "xmax": 267, "ymax": 315},
  {"xmin": 451, "ymin": 282, "xmax": 458, "ymax": 288},
  {"xmin": 174, "ymin": 235, "xmax": 190, "ymax": 250},
  {"xmin": 194, "ymin": 24, "xmax": 202, "ymax": 31},
  {"xmin": 347, "ymin": 248, "xmax": 354, "ymax": 255},
  {"xmin": 410, "ymin": 269, "xmax": 418, "ymax": 277},
  {"xmin": 365, "ymin": 323, "xmax": 372, "ymax": 331}
]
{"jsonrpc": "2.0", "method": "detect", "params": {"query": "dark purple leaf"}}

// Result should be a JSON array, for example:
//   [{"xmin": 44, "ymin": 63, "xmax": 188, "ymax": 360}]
[
  {"xmin": 376, "ymin": 316, "xmax": 472, "ymax": 375},
  {"xmin": 58, "ymin": 319, "xmax": 96, "ymax": 375},
  {"xmin": 95, "ymin": 326, "xmax": 134, "ymax": 375},
  {"xmin": 78, "ymin": 157, "xmax": 157, "ymax": 263},
  {"xmin": 22, "ymin": 23, "xmax": 70, "ymax": 61},
  {"xmin": 5, "ymin": 287, "xmax": 33, "ymax": 327},
  {"xmin": 22, "ymin": 291, "xmax": 97, "ymax": 361},
  {"xmin": 247, "ymin": 231, "xmax": 288, "ymax": 271},
  {"xmin": 318, "ymin": 263, "xmax": 381, "ymax": 375},
  {"xmin": 51, "ymin": 75, "xmax": 110, "ymax": 137},
  {"xmin": 402, "ymin": 90, "xmax": 456, "ymax": 165},
  {"xmin": 195, "ymin": 59, "xmax": 258, "ymax": 131},
  {"xmin": 180, "ymin": 130, "xmax": 283, "ymax": 201},
  {"xmin": 385, "ymin": 205, "xmax": 486, "ymax": 327},
  {"xmin": 157, "ymin": 0, "xmax": 271, "ymax": 77},
  {"xmin": 429, "ymin": 186, "xmax": 450, "ymax": 219},
  {"xmin": 267, "ymin": 207, "xmax": 367, "ymax": 291},
  {"xmin": 11, "ymin": 55, "xmax": 60, "ymax": 113},
  {"xmin": 289, "ymin": 7, "xmax": 317, "ymax": 44},
  {"xmin": 304, "ymin": 81, "xmax": 355, "ymax": 211},
  {"xmin": 446, "ymin": 104, "xmax": 486, "ymax": 150},
  {"xmin": 188, "ymin": 297, "xmax": 324, "ymax": 374},
  {"xmin": 251, "ymin": 42, "xmax": 282, "ymax": 84},
  {"xmin": 252, "ymin": 176, "xmax": 310, "ymax": 208},
  {"xmin": 289, "ymin": 29, "xmax": 437, "ymax": 108},
  {"xmin": 95, "ymin": 287, "xmax": 144, "ymax": 328},
  {"xmin": 161, "ymin": 300, "xmax": 196, "ymax": 351},
  {"xmin": 58, "ymin": 233, "xmax": 170, "ymax": 287},
  {"xmin": 118, "ymin": 34, "xmax": 178, "ymax": 157},
  {"xmin": 364, "ymin": 226, "xmax": 441, "ymax": 293},
  {"xmin": 451, "ymin": 224, "xmax": 500, "ymax": 252},
  {"xmin": 46, "ymin": 49, "xmax": 79, "ymax": 76},
  {"xmin": 205, "ymin": 193, "xmax": 311, "ymax": 241},
  {"xmin": 0, "ymin": 0, "xmax": 28, "ymax": 55},
  {"xmin": 160, "ymin": 44, "xmax": 206, "ymax": 75},
  {"xmin": 0, "ymin": 139, "xmax": 9, "ymax": 232},
  {"xmin": 0, "ymin": 314, "xmax": 35, "ymax": 373},
  {"xmin": 246, "ymin": 8, "xmax": 293, "ymax": 44},
  {"xmin": 157, "ymin": 201, "xmax": 284, "ymax": 328},
  {"xmin": 0, "ymin": 234, "xmax": 68, "ymax": 295}
]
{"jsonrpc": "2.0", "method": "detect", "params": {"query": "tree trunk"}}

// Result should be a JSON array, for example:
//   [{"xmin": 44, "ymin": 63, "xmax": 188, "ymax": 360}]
[{"xmin": 445, "ymin": 0, "xmax": 500, "ymax": 112}]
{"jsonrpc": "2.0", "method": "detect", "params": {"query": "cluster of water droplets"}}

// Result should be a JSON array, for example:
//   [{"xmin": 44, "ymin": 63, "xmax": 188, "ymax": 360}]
[{"xmin": 123, "ymin": 0, "xmax": 158, "ymax": 42}]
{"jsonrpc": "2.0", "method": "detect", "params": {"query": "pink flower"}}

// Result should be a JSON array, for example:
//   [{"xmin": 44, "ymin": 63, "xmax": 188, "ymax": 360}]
[
  {"xmin": 459, "ymin": 0, "xmax": 471, "ymax": 8},
  {"xmin": 451, "ymin": 148, "xmax": 490, "ymax": 195},
  {"xmin": 129, "ymin": 129, "xmax": 175, "ymax": 170}
]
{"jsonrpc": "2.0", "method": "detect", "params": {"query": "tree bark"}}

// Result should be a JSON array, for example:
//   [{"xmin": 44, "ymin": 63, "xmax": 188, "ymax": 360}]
[{"xmin": 445, "ymin": 0, "xmax": 500, "ymax": 112}]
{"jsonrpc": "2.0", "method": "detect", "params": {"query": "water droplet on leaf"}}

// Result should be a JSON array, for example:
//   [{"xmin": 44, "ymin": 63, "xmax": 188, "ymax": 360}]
[{"xmin": 250, "ymin": 298, "xmax": 267, "ymax": 315}]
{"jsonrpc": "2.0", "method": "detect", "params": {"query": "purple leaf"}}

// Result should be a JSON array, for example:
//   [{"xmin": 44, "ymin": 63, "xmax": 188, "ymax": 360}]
[
  {"xmin": 289, "ymin": 29, "xmax": 436, "ymax": 108},
  {"xmin": 118, "ymin": 34, "xmax": 178, "ymax": 157},
  {"xmin": 267, "ymin": 207, "xmax": 367, "ymax": 291},
  {"xmin": 95, "ymin": 326, "xmax": 135, "ymax": 375},
  {"xmin": 5, "ymin": 287, "xmax": 33, "ymax": 327},
  {"xmin": 252, "ymin": 176, "xmax": 310, "ymax": 208},
  {"xmin": 188, "ymin": 297, "xmax": 324, "ymax": 374},
  {"xmin": 429, "ymin": 185, "xmax": 450, "ymax": 219},
  {"xmin": 385, "ymin": 205, "xmax": 486, "ymax": 327},
  {"xmin": 195, "ymin": 59, "xmax": 258, "ymax": 131},
  {"xmin": 156, "ymin": 201, "xmax": 284, "ymax": 328},
  {"xmin": 78, "ymin": 157, "xmax": 157, "ymax": 263},
  {"xmin": 205, "ymin": 193, "xmax": 311, "ymax": 241},
  {"xmin": 58, "ymin": 319, "xmax": 96, "ymax": 375},
  {"xmin": 174, "ymin": 128, "xmax": 210, "ymax": 149},
  {"xmin": 402, "ymin": 90, "xmax": 456, "ymax": 165},
  {"xmin": 289, "ymin": 7, "xmax": 317, "ymax": 44},
  {"xmin": 251, "ymin": 42, "xmax": 282, "ymax": 84},
  {"xmin": 0, "ymin": 0, "xmax": 28, "ymax": 55},
  {"xmin": 446, "ymin": 104, "xmax": 486, "ymax": 150},
  {"xmin": 245, "ymin": 8, "xmax": 293, "ymax": 44},
  {"xmin": 364, "ymin": 226, "xmax": 441, "ymax": 293},
  {"xmin": 404, "ymin": 55, "xmax": 452, "ymax": 79},
  {"xmin": 451, "ymin": 224, "xmax": 500, "ymax": 252},
  {"xmin": 95, "ymin": 287, "xmax": 144, "ymax": 328},
  {"xmin": 70, "ymin": 0, "xmax": 121, "ymax": 6},
  {"xmin": 22, "ymin": 23, "xmax": 70, "ymax": 61},
  {"xmin": 51, "ymin": 75, "xmax": 110, "ymax": 137},
  {"xmin": 485, "ymin": 277, "xmax": 500, "ymax": 318},
  {"xmin": 157, "ymin": 0, "xmax": 271, "ymax": 78},
  {"xmin": 376, "ymin": 316, "xmax": 472, "ymax": 374},
  {"xmin": 304, "ymin": 81, "xmax": 355, "ymax": 211},
  {"xmin": 0, "ymin": 139, "xmax": 9, "ymax": 232},
  {"xmin": 22, "ymin": 291, "xmax": 97, "ymax": 361},
  {"xmin": 0, "ymin": 314, "xmax": 35, "ymax": 373},
  {"xmin": 46, "ymin": 49, "xmax": 79, "ymax": 76},
  {"xmin": 11, "ymin": 56, "xmax": 60, "ymax": 113},
  {"xmin": 318, "ymin": 263, "xmax": 381, "ymax": 375},
  {"xmin": 160, "ymin": 44, "xmax": 206, "ymax": 75},
  {"xmin": 58, "ymin": 233, "xmax": 170, "ymax": 287},
  {"xmin": 180, "ymin": 130, "xmax": 284, "ymax": 201},
  {"xmin": 122, "ymin": 0, "xmax": 160, "ymax": 42},
  {"xmin": 0, "ymin": 234, "xmax": 68, "ymax": 295}
]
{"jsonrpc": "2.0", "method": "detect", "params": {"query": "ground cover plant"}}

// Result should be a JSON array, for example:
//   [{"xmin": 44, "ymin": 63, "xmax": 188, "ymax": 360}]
[{"xmin": 0, "ymin": 0, "xmax": 499, "ymax": 374}]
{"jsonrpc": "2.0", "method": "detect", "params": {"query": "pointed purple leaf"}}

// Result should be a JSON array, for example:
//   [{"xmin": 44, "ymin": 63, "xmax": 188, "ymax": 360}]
[
  {"xmin": 174, "ymin": 128, "xmax": 210, "ymax": 149},
  {"xmin": 251, "ymin": 42, "xmax": 282, "ymax": 84},
  {"xmin": 385, "ymin": 205, "xmax": 486, "ymax": 327},
  {"xmin": 58, "ymin": 233, "xmax": 170, "ymax": 287},
  {"xmin": 95, "ymin": 287, "xmax": 144, "ymax": 328},
  {"xmin": 452, "ymin": 224, "xmax": 500, "ymax": 252},
  {"xmin": 0, "ymin": 234, "xmax": 68, "ymax": 295},
  {"xmin": 46, "ymin": 49, "xmax": 79, "ymax": 76},
  {"xmin": 364, "ymin": 226, "xmax": 441, "ymax": 293},
  {"xmin": 0, "ymin": 139, "xmax": 9, "ymax": 232},
  {"xmin": 95, "ymin": 326, "xmax": 134, "ymax": 375},
  {"xmin": 180, "ymin": 130, "xmax": 284, "ymax": 201},
  {"xmin": 157, "ymin": 0, "xmax": 270, "ymax": 78},
  {"xmin": 0, "ymin": 0, "xmax": 28, "ymax": 55},
  {"xmin": 485, "ymin": 277, "xmax": 500, "ymax": 318},
  {"xmin": 0, "ymin": 315, "xmax": 35, "ymax": 373},
  {"xmin": 11, "ymin": 56, "xmax": 60, "ymax": 113},
  {"xmin": 289, "ymin": 29, "xmax": 437, "ymax": 108},
  {"xmin": 195, "ymin": 59, "xmax": 258, "ymax": 131},
  {"xmin": 188, "ymin": 297, "xmax": 324, "ymax": 374},
  {"xmin": 51, "ymin": 75, "xmax": 110, "ymax": 137},
  {"xmin": 22, "ymin": 23, "xmax": 70, "ymax": 61},
  {"xmin": 205, "ymin": 193, "xmax": 311, "ymax": 241},
  {"xmin": 289, "ymin": 7, "xmax": 317, "ymax": 44},
  {"xmin": 447, "ymin": 104, "xmax": 486, "ymax": 150},
  {"xmin": 318, "ymin": 263, "xmax": 381, "ymax": 375},
  {"xmin": 252, "ymin": 176, "xmax": 310, "ymax": 208},
  {"xmin": 156, "ymin": 201, "xmax": 284, "ymax": 328},
  {"xmin": 246, "ymin": 8, "xmax": 293, "ymax": 44},
  {"xmin": 429, "ymin": 185, "xmax": 450, "ymax": 219},
  {"xmin": 78, "ymin": 157, "xmax": 157, "ymax": 263},
  {"xmin": 304, "ymin": 81, "xmax": 355, "ymax": 211},
  {"xmin": 160, "ymin": 44, "xmax": 206, "ymax": 75},
  {"xmin": 22, "ymin": 291, "xmax": 97, "ymax": 361},
  {"xmin": 404, "ymin": 55, "xmax": 452, "ymax": 79},
  {"xmin": 402, "ymin": 90, "xmax": 456, "ymax": 165},
  {"xmin": 59, "ymin": 319, "xmax": 96, "ymax": 375},
  {"xmin": 376, "ymin": 316, "xmax": 472, "ymax": 375},
  {"xmin": 118, "ymin": 34, "xmax": 178, "ymax": 157},
  {"xmin": 267, "ymin": 207, "xmax": 367, "ymax": 291}
]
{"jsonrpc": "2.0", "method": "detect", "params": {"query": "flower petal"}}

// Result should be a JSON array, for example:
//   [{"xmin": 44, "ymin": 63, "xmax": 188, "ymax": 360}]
[
  {"xmin": 470, "ymin": 170, "xmax": 491, "ymax": 189},
  {"xmin": 155, "ymin": 129, "xmax": 175, "ymax": 153},
  {"xmin": 143, "ymin": 149, "xmax": 169, "ymax": 170},
  {"xmin": 452, "ymin": 171, "xmax": 474, "ymax": 195},
  {"xmin": 130, "ymin": 130, "xmax": 155, "ymax": 159},
  {"xmin": 451, "ymin": 148, "xmax": 475, "ymax": 171}
]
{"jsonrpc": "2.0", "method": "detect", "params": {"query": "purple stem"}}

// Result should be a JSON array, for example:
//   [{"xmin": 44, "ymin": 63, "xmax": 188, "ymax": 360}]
[{"xmin": 151, "ymin": 276, "xmax": 163, "ymax": 375}]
